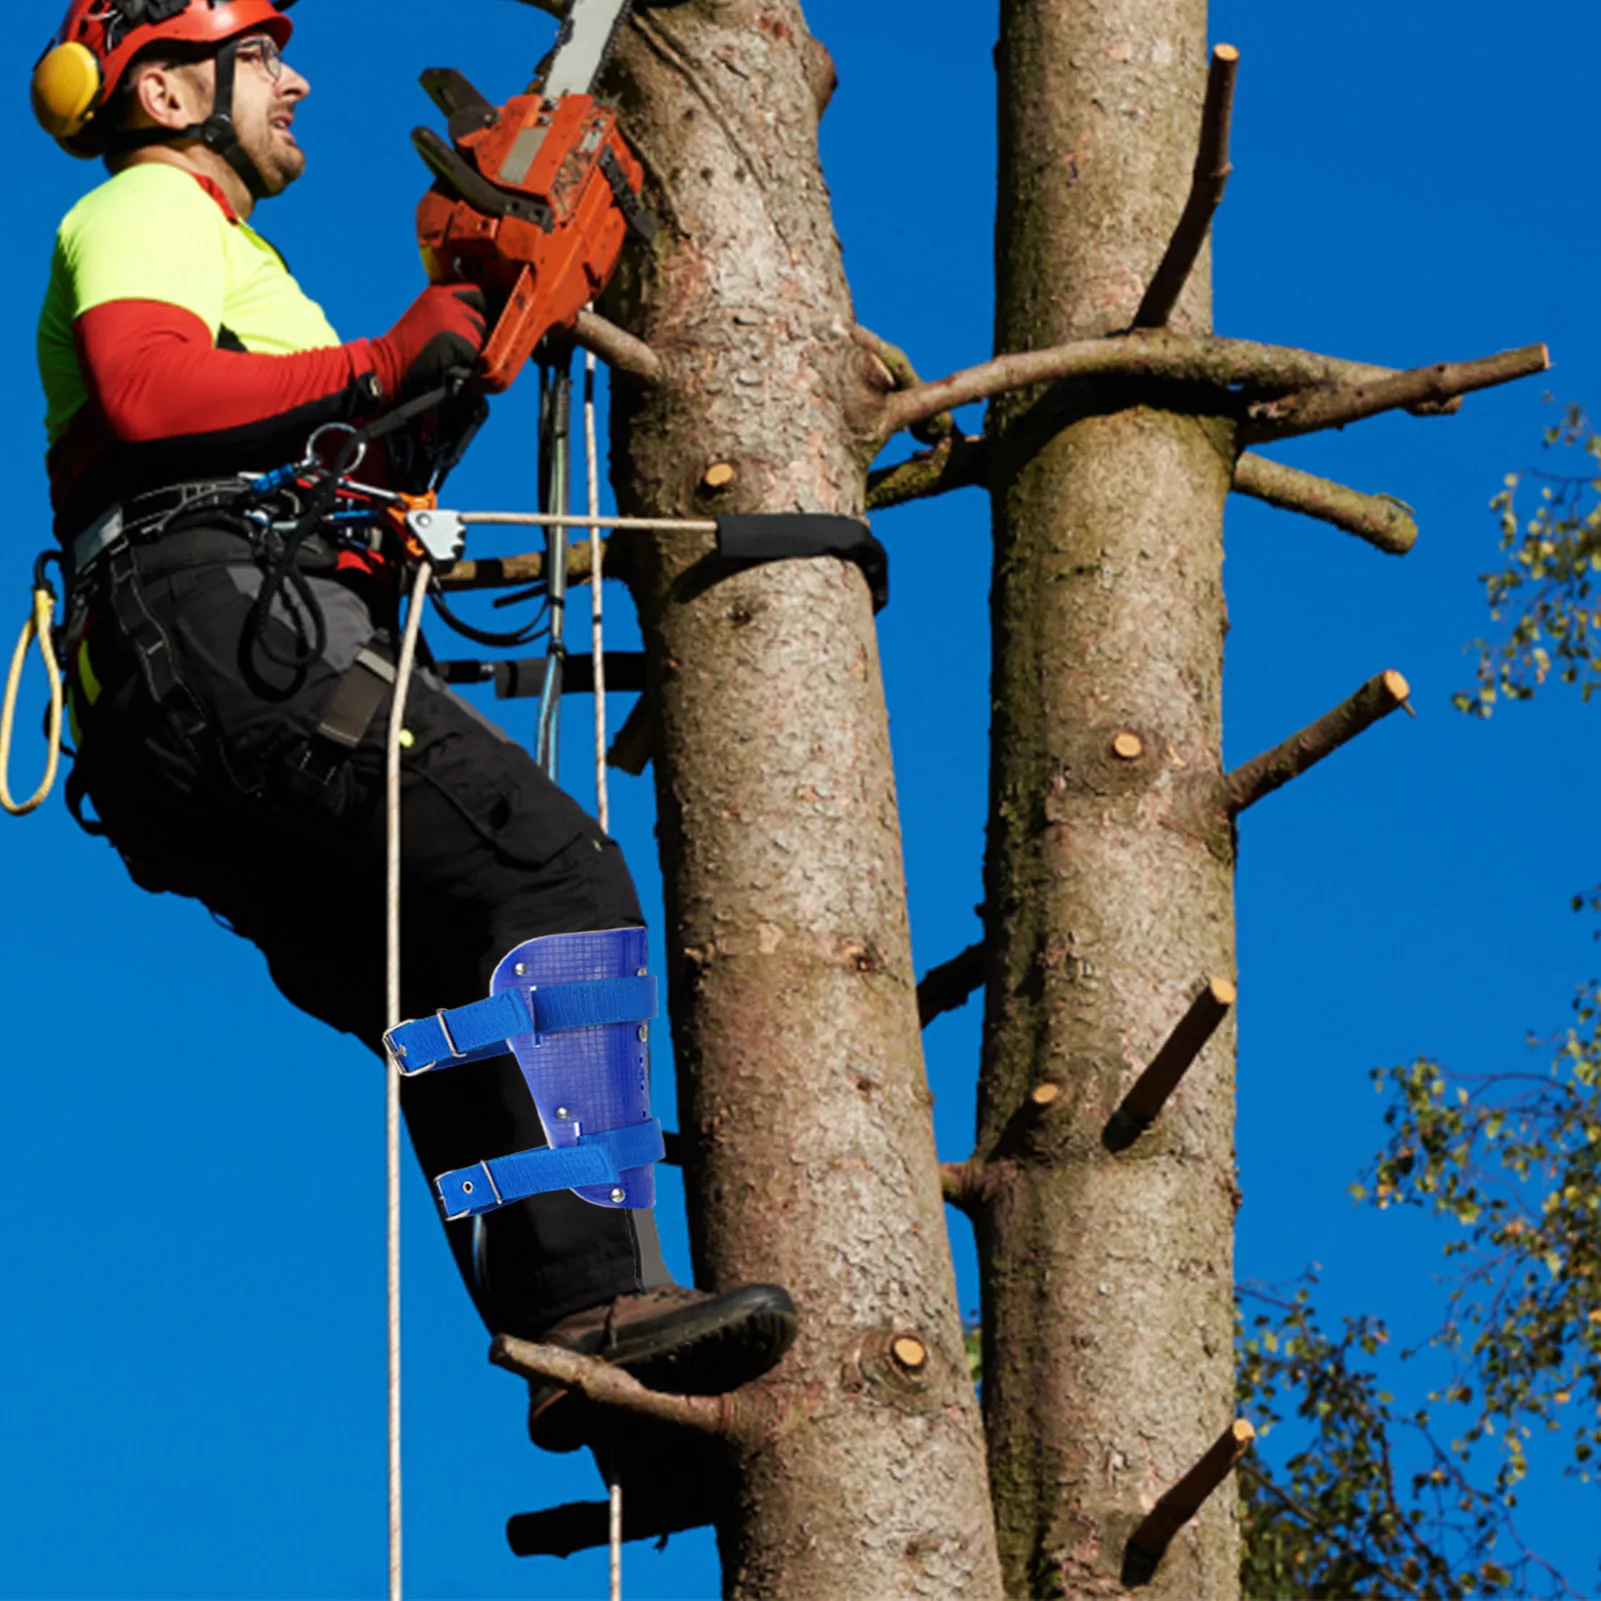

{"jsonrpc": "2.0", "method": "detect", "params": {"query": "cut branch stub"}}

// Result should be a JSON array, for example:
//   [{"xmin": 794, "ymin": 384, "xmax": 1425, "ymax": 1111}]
[
  {"xmin": 1133, "ymin": 44, "xmax": 1239, "ymax": 330},
  {"xmin": 1224, "ymin": 669, "xmax": 1411, "ymax": 816},
  {"xmin": 606, "ymin": 695, "xmax": 653, "ymax": 776},
  {"xmin": 940, "ymin": 1158, "xmax": 983, "ymax": 1214},
  {"xmin": 916, "ymin": 939, "xmax": 986, "ymax": 1028},
  {"xmin": 1103, "ymin": 979, "xmax": 1235, "ymax": 1152},
  {"xmin": 1122, "ymin": 1419, "xmax": 1256, "ymax": 1586},
  {"xmin": 507, "ymin": 1447, "xmax": 726, "ymax": 1560},
  {"xmin": 1244, "ymin": 343, "xmax": 1550, "ymax": 442},
  {"xmin": 1233, "ymin": 452, "xmax": 1418, "ymax": 556},
  {"xmin": 573, "ymin": 308, "xmax": 663, "ymax": 385}
]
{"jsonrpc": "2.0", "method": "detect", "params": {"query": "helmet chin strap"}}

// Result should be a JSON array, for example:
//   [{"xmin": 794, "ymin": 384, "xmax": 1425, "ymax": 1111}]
[{"xmin": 107, "ymin": 37, "xmax": 273, "ymax": 201}]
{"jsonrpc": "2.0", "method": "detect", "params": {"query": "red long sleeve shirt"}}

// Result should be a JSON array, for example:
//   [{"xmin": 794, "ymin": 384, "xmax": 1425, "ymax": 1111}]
[{"xmin": 39, "ymin": 162, "xmax": 388, "ymax": 539}]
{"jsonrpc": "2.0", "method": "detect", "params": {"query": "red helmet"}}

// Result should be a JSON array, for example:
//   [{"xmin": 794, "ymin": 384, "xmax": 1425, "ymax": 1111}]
[{"xmin": 33, "ymin": 0, "xmax": 297, "ymax": 156}]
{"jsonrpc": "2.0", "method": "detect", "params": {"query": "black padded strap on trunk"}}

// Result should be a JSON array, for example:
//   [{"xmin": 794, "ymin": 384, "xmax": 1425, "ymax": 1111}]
[{"xmin": 716, "ymin": 515, "xmax": 889, "ymax": 612}]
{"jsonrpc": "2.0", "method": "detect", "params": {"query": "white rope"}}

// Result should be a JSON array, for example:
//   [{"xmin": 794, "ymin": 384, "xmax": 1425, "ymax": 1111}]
[
  {"xmin": 460, "ymin": 511, "xmax": 718, "ymax": 535},
  {"xmin": 610, "ymin": 1476, "xmax": 624, "ymax": 1601},
  {"xmin": 582, "ymin": 337, "xmax": 622, "ymax": 1600},
  {"xmin": 385, "ymin": 560, "xmax": 433, "ymax": 1601},
  {"xmin": 584, "ymin": 349, "xmax": 609, "ymax": 836}
]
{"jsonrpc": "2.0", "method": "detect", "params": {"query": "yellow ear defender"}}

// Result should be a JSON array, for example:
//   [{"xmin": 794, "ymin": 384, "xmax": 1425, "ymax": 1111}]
[{"xmin": 31, "ymin": 41, "xmax": 103, "ymax": 143}]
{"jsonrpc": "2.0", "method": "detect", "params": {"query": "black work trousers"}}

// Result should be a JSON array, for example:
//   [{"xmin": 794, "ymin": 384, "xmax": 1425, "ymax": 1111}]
[{"xmin": 68, "ymin": 544, "xmax": 668, "ymax": 1336}]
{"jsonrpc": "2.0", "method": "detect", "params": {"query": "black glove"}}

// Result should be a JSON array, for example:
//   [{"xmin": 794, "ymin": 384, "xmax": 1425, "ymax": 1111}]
[{"xmin": 372, "ymin": 284, "xmax": 488, "ymax": 401}]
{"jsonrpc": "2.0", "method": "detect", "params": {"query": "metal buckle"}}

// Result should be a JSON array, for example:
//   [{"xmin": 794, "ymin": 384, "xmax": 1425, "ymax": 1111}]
[
  {"xmin": 435, "ymin": 1009, "xmax": 467, "ymax": 1059},
  {"xmin": 382, "ymin": 1027, "xmax": 421, "ymax": 1077}
]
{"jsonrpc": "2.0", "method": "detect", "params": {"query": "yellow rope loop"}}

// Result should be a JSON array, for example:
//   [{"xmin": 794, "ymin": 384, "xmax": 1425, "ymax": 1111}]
[{"xmin": 0, "ymin": 585, "xmax": 65, "ymax": 818}]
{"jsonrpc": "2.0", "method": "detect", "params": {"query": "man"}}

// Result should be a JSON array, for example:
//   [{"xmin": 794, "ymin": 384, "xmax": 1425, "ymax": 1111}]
[{"xmin": 31, "ymin": 0, "xmax": 795, "ymax": 1471}]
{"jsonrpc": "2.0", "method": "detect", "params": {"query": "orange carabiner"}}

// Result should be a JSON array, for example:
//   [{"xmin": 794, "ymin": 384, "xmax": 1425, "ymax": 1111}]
[{"xmin": 385, "ymin": 490, "xmax": 441, "ymax": 561}]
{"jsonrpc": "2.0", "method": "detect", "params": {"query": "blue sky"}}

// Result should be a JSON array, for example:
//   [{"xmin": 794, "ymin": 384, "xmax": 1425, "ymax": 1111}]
[{"xmin": 2, "ymin": 1, "xmax": 1598, "ymax": 1596}]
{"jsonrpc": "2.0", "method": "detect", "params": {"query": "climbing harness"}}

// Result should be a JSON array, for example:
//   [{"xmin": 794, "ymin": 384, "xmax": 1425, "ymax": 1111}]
[
  {"xmin": 24, "ymin": 7, "xmax": 890, "ymax": 1593},
  {"xmin": 0, "ymin": 555, "xmax": 65, "ymax": 817}
]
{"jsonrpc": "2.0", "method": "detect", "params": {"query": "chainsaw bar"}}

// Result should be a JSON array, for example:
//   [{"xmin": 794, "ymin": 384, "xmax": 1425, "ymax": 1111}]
[{"xmin": 543, "ymin": 0, "xmax": 635, "ymax": 99}]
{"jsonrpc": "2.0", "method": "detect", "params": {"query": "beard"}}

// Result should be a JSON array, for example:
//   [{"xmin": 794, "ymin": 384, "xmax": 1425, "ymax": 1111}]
[{"xmin": 238, "ymin": 109, "xmax": 307, "ymax": 195}]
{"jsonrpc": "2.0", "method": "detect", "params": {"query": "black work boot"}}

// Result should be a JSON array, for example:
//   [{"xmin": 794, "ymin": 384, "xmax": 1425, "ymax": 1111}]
[{"xmin": 526, "ymin": 1282, "xmax": 798, "ymax": 1453}]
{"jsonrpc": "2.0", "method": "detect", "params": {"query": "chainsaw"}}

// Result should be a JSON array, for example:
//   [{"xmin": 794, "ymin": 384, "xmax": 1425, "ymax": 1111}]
[{"xmin": 411, "ymin": 0, "xmax": 654, "ymax": 395}]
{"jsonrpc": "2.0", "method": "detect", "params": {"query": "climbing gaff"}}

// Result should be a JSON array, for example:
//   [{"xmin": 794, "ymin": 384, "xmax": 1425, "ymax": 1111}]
[
  {"xmin": 384, "ymin": 927, "xmax": 664, "ymax": 1215},
  {"xmin": 1, "ymin": 554, "xmax": 65, "ymax": 818}
]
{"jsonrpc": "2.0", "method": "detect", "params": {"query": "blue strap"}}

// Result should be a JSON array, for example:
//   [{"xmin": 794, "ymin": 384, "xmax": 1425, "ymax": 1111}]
[
  {"xmin": 434, "ymin": 1120, "xmax": 666, "ymax": 1219},
  {"xmin": 385, "ymin": 991, "xmax": 533, "ymax": 1074},
  {"xmin": 531, "ymin": 976, "xmax": 657, "ymax": 1035},
  {"xmin": 386, "ymin": 976, "xmax": 658, "ymax": 1076}
]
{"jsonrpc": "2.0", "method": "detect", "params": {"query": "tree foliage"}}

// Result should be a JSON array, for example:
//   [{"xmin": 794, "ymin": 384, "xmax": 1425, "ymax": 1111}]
[
  {"xmin": 1459, "ymin": 406, "xmax": 1601, "ymax": 716},
  {"xmin": 1230, "ymin": 407, "xmax": 1601, "ymax": 1598},
  {"xmin": 1235, "ymin": 902, "xmax": 1601, "ymax": 1596},
  {"xmin": 1235, "ymin": 944, "xmax": 1600, "ymax": 1598},
  {"xmin": 1237, "ymin": 1276, "xmax": 1541, "ymax": 1598}
]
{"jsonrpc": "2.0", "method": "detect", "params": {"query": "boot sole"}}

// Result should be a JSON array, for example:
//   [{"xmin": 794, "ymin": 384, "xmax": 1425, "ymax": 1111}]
[{"xmin": 528, "ymin": 1285, "xmax": 797, "ymax": 1452}]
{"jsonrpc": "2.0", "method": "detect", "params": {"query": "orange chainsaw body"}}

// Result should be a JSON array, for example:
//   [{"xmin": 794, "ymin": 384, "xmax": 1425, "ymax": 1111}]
[{"xmin": 416, "ymin": 91, "xmax": 645, "ymax": 393}]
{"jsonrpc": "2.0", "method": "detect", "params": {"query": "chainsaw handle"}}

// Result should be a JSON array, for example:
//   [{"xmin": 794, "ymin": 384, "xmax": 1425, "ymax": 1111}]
[
  {"xmin": 412, "ymin": 128, "xmax": 553, "ymax": 228},
  {"xmin": 478, "ymin": 265, "xmax": 560, "ymax": 394},
  {"xmin": 419, "ymin": 67, "xmax": 494, "ymax": 119}
]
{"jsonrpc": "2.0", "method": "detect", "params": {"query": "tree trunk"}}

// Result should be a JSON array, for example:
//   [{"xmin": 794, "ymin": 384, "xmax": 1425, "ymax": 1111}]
[
  {"xmin": 978, "ymin": 2, "xmax": 1242, "ymax": 1596},
  {"xmin": 605, "ymin": 5, "xmax": 1003, "ymax": 1595}
]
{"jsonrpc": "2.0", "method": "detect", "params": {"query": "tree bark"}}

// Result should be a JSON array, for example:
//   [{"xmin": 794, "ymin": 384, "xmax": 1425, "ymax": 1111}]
[
  {"xmin": 604, "ymin": 5, "xmax": 1002, "ymax": 1596},
  {"xmin": 979, "ymin": 3, "xmax": 1241, "ymax": 1597}
]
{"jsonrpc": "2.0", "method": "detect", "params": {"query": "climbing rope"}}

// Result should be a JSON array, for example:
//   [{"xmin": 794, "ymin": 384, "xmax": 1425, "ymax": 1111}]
[
  {"xmin": 386, "ymin": 559, "xmax": 434, "ymax": 1601},
  {"xmin": 582, "ymin": 346, "xmax": 624, "ymax": 1595},
  {"xmin": 610, "ymin": 1474, "xmax": 623, "ymax": 1601},
  {"xmin": 1, "ymin": 560, "xmax": 64, "ymax": 818}
]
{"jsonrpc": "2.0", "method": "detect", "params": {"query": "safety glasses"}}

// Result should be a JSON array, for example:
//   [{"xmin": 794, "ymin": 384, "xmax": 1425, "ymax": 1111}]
[{"xmin": 233, "ymin": 34, "xmax": 284, "ymax": 82}]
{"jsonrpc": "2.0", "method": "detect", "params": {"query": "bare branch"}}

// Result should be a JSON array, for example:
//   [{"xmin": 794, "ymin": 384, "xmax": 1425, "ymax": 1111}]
[
  {"xmin": 436, "ymin": 540, "xmax": 608, "ymax": 592},
  {"xmin": 1224, "ymin": 670, "xmax": 1413, "ymax": 816},
  {"xmin": 879, "ymin": 332, "xmax": 1512, "ymax": 442},
  {"xmin": 917, "ymin": 940, "xmax": 986, "ymax": 1027},
  {"xmin": 1124, "ymin": 1420, "xmax": 1256, "ymax": 1583},
  {"xmin": 490, "ymin": 1335, "xmax": 733, "ymax": 1435},
  {"xmin": 1104, "ymin": 979, "xmax": 1236, "ymax": 1152},
  {"xmin": 1134, "ymin": 45, "xmax": 1240, "ymax": 329},
  {"xmin": 854, "ymin": 326, "xmax": 953, "ymax": 444},
  {"xmin": 1233, "ymin": 453, "xmax": 1417, "ymax": 556},
  {"xmin": 574, "ymin": 309, "xmax": 663, "ymax": 384},
  {"xmin": 868, "ymin": 434, "xmax": 990, "ymax": 512},
  {"xmin": 1245, "ymin": 344, "xmax": 1550, "ymax": 442}
]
